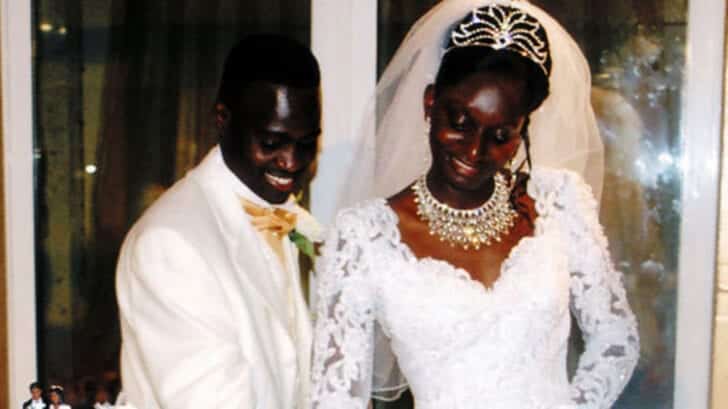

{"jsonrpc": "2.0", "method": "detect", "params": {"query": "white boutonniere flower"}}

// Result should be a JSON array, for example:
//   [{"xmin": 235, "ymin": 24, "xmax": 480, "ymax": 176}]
[
  {"xmin": 292, "ymin": 205, "xmax": 324, "ymax": 242},
  {"xmin": 289, "ymin": 204, "xmax": 324, "ymax": 260}
]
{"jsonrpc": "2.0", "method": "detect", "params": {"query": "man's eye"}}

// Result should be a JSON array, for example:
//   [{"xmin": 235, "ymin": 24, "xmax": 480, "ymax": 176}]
[
  {"xmin": 298, "ymin": 137, "xmax": 317, "ymax": 147},
  {"xmin": 260, "ymin": 136, "xmax": 281, "ymax": 148}
]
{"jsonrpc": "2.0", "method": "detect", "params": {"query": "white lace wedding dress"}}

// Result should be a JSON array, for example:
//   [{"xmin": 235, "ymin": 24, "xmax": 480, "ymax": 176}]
[{"xmin": 311, "ymin": 168, "xmax": 639, "ymax": 409}]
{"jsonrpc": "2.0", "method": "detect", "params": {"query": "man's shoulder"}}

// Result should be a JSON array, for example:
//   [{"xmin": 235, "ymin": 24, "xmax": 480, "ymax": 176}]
[
  {"xmin": 120, "ymin": 179, "xmax": 221, "ymax": 262},
  {"xmin": 133, "ymin": 175, "xmax": 212, "ymax": 231},
  {"xmin": 21, "ymin": 400, "xmax": 40, "ymax": 409}
]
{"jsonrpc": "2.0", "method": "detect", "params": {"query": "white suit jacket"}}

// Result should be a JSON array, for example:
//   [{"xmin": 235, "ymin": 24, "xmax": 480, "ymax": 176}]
[{"xmin": 116, "ymin": 147, "xmax": 312, "ymax": 409}]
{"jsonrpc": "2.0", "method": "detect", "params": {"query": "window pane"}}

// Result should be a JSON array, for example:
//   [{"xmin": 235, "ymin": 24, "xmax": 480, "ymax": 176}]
[
  {"xmin": 32, "ymin": 0, "xmax": 310, "ymax": 404},
  {"xmin": 377, "ymin": 0, "xmax": 439, "ymax": 76},
  {"xmin": 534, "ymin": 2, "xmax": 686, "ymax": 407},
  {"xmin": 377, "ymin": 1, "xmax": 687, "ymax": 408}
]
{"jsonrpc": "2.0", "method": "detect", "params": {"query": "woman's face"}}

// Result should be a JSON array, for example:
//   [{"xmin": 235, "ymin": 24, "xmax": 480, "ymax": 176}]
[
  {"xmin": 424, "ymin": 72, "xmax": 527, "ymax": 192},
  {"xmin": 50, "ymin": 391, "xmax": 60, "ymax": 404}
]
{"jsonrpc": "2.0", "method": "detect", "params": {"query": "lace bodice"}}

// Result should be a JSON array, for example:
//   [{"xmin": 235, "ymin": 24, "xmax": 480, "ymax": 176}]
[{"xmin": 311, "ymin": 168, "xmax": 639, "ymax": 409}]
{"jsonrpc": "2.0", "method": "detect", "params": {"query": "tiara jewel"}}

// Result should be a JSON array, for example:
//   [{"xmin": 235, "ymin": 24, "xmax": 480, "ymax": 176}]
[{"xmin": 447, "ymin": 4, "xmax": 551, "ymax": 76}]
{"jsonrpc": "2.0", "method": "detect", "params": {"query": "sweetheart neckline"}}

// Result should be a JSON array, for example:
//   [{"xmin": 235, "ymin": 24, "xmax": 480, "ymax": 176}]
[{"xmin": 377, "ymin": 199, "xmax": 546, "ymax": 294}]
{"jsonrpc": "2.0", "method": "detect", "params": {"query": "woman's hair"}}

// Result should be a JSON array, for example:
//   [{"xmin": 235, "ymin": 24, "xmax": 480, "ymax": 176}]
[
  {"xmin": 434, "ymin": 47, "xmax": 550, "ymax": 113},
  {"xmin": 49, "ymin": 385, "xmax": 64, "ymax": 402}
]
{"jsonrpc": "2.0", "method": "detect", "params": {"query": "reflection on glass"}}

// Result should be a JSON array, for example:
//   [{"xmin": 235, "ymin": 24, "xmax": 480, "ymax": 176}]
[
  {"xmin": 33, "ymin": 0, "xmax": 310, "ymax": 405},
  {"xmin": 378, "ymin": 0, "xmax": 687, "ymax": 408},
  {"xmin": 542, "ymin": 2, "xmax": 686, "ymax": 407}
]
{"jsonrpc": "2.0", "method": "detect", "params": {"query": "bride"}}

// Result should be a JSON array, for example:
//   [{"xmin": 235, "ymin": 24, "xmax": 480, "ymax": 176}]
[{"xmin": 311, "ymin": 1, "xmax": 639, "ymax": 408}]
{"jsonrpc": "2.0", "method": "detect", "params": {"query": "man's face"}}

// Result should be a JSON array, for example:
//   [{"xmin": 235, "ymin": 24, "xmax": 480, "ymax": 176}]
[
  {"xmin": 31, "ymin": 387, "xmax": 42, "ymax": 400},
  {"xmin": 220, "ymin": 82, "xmax": 321, "ymax": 204}
]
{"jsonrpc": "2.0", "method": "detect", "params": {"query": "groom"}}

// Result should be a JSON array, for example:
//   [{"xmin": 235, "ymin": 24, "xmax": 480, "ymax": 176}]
[{"xmin": 116, "ymin": 34, "xmax": 321, "ymax": 409}]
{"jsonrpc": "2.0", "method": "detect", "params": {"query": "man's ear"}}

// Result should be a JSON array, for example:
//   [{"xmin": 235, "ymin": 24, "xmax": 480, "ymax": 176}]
[
  {"xmin": 215, "ymin": 103, "xmax": 231, "ymax": 134},
  {"xmin": 423, "ymin": 84, "xmax": 435, "ymax": 120}
]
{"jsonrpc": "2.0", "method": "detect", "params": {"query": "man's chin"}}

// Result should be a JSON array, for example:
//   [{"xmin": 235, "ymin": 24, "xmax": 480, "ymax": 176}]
[{"xmin": 258, "ymin": 183, "xmax": 299, "ymax": 204}]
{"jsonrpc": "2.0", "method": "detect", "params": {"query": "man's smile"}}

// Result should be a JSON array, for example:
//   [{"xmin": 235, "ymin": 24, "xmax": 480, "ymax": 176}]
[{"xmin": 264, "ymin": 171, "xmax": 295, "ymax": 191}]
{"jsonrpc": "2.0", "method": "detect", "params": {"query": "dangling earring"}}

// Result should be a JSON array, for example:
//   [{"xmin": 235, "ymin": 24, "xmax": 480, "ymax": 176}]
[
  {"xmin": 521, "ymin": 116, "xmax": 533, "ymax": 172},
  {"xmin": 504, "ymin": 157, "xmax": 517, "ymax": 189},
  {"xmin": 424, "ymin": 117, "xmax": 432, "ymax": 167}
]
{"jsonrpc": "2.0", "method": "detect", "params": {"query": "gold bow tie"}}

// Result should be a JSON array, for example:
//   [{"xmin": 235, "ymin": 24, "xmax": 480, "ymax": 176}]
[{"xmin": 241, "ymin": 198, "xmax": 297, "ymax": 237}]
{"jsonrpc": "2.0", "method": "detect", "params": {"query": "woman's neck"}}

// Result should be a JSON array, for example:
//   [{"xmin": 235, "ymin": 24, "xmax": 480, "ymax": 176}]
[{"xmin": 425, "ymin": 169, "xmax": 495, "ymax": 209}]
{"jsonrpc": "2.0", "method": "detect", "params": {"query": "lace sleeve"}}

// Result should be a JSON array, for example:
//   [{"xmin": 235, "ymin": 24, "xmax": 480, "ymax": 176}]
[
  {"xmin": 311, "ymin": 209, "xmax": 376, "ymax": 409},
  {"xmin": 561, "ymin": 172, "xmax": 640, "ymax": 409}
]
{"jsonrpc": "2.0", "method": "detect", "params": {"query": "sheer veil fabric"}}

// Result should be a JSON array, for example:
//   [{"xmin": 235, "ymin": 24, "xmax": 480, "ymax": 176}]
[
  {"xmin": 333, "ymin": 0, "xmax": 604, "ymax": 399},
  {"xmin": 338, "ymin": 0, "xmax": 603, "ymax": 210}
]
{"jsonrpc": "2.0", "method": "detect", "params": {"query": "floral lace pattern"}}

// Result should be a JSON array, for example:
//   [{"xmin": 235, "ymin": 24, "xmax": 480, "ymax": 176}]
[{"xmin": 311, "ymin": 168, "xmax": 639, "ymax": 409}]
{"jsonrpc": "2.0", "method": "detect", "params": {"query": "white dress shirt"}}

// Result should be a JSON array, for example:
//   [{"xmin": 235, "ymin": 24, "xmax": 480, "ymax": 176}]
[{"xmin": 29, "ymin": 399, "xmax": 46, "ymax": 409}]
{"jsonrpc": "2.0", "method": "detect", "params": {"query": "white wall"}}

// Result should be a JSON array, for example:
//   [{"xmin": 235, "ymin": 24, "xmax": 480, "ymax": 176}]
[
  {"xmin": 1, "ymin": 0, "xmax": 37, "ymax": 407},
  {"xmin": 310, "ymin": 0, "xmax": 377, "ymax": 225},
  {"xmin": 711, "ymin": 35, "xmax": 728, "ymax": 407},
  {"xmin": 674, "ymin": 1, "xmax": 725, "ymax": 407}
]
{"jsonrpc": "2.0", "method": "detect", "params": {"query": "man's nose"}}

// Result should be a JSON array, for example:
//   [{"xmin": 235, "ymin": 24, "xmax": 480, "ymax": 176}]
[{"xmin": 275, "ymin": 144, "xmax": 300, "ymax": 172}]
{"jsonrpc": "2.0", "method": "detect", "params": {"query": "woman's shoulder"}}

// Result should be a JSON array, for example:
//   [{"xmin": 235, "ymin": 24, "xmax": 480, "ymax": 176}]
[
  {"xmin": 330, "ymin": 198, "xmax": 399, "ymax": 237},
  {"xmin": 333, "ymin": 198, "xmax": 390, "ymax": 221},
  {"xmin": 528, "ymin": 167, "xmax": 599, "ymax": 217},
  {"xmin": 529, "ymin": 167, "xmax": 595, "ymax": 199}
]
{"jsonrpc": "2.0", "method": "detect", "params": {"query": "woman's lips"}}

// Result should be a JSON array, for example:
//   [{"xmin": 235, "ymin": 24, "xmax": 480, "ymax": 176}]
[{"xmin": 449, "ymin": 155, "xmax": 480, "ymax": 178}]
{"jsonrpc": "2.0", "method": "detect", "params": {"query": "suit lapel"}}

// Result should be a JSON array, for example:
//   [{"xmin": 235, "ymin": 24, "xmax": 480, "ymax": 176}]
[
  {"xmin": 189, "ymin": 149, "xmax": 294, "ymax": 343},
  {"xmin": 288, "ymin": 243, "xmax": 313, "ymax": 407},
  {"xmin": 188, "ymin": 148, "xmax": 313, "ymax": 408},
  {"xmin": 285, "ymin": 241, "xmax": 312, "ymax": 343}
]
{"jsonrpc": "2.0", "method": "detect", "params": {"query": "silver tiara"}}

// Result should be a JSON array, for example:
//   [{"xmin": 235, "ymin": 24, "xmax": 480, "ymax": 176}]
[{"xmin": 447, "ymin": 4, "xmax": 551, "ymax": 76}]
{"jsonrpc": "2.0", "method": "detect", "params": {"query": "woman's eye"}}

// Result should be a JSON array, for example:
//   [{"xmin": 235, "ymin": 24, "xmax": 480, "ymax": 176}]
[
  {"xmin": 450, "ymin": 115, "xmax": 469, "ymax": 132},
  {"xmin": 493, "ymin": 128, "xmax": 511, "ymax": 143}
]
